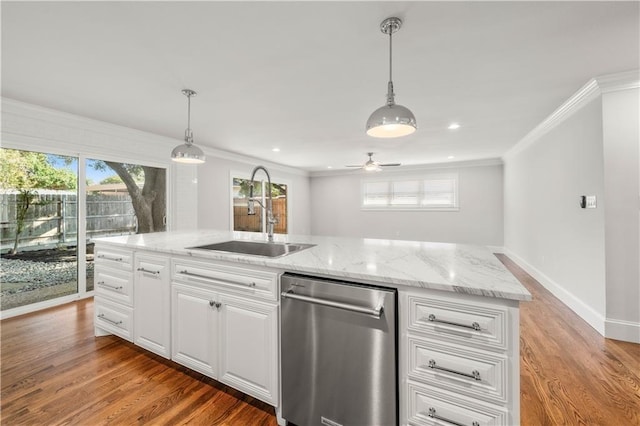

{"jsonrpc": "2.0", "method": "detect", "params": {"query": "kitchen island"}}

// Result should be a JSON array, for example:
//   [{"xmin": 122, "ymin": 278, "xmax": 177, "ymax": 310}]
[{"xmin": 93, "ymin": 230, "xmax": 530, "ymax": 426}]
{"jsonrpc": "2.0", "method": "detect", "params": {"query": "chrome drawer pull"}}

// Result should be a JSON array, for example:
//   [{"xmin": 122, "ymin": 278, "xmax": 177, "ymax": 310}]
[
  {"xmin": 137, "ymin": 267, "xmax": 160, "ymax": 275},
  {"xmin": 428, "ymin": 359, "xmax": 481, "ymax": 381},
  {"xmin": 97, "ymin": 313, "xmax": 123, "ymax": 326},
  {"xmin": 427, "ymin": 408, "xmax": 479, "ymax": 426},
  {"xmin": 97, "ymin": 254, "xmax": 123, "ymax": 262},
  {"xmin": 281, "ymin": 291, "xmax": 383, "ymax": 318},
  {"xmin": 97, "ymin": 281, "xmax": 123, "ymax": 291},
  {"xmin": 178, "ymin": 270, "xmax": 256, "ymax": 289},
  {"xmin": 428, "ymin": 314, "xmax": 481, "ymax": 331}
]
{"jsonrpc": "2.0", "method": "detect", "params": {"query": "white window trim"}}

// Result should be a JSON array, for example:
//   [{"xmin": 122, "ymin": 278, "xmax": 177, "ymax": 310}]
[
  {"xmin": 361, "ymin": 172, "xmax": 460, "ymax": 212},
  {"xmin": 229, "ymin": 170, "xmax": 293, "ymax": 235}
]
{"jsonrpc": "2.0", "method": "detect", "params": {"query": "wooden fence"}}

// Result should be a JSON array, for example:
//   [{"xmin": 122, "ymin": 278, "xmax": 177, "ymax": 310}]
[
  {"xmin": 233, "ymin": 197, "xmax": 287, "ymax": 234},
  {"xmin": 1, "ymin": 192, "xmax": 136, "ymax": 251}
]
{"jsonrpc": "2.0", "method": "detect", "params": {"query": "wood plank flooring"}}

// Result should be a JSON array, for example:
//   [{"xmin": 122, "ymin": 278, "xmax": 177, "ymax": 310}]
[
  {"xmin": 0, "ymin": 299, "xmax": 277, "ymax": 425},
  {"xmin": 496, "ymin": 254, "xmax": 640, "ymax": 426},
  {"xmin": 1, "ymin": 255, "xmax": 638, "ymax": 425}
]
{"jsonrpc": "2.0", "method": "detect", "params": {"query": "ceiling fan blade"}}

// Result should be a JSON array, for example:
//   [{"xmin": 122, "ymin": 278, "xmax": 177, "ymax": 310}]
[
  {"xmin": 345, "ymin": 165, "xmax": 363, "ymax": 168},
  {"xmin": 379, "ymin": 163, "xmax": 401, "ymax": 167}
]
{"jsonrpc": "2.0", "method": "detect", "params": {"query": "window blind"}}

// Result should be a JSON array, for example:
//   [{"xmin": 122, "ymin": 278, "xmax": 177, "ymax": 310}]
[{"xmin": 362, "ymin": 174, "xmax": 458, "ymax": 210}]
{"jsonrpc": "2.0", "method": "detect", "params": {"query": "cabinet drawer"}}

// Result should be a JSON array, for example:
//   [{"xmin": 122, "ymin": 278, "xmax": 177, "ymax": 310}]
[
  {"xmin": 408, "ymin": 293, "xmax": 508, "ymax": 351},
  {"xmin": 172, "ymin": 259, "xmax": 278, "ymax": 301},
  {"xmin": 408, "ymin": 337, "xmax": 508, "ymax": 405},
  {"xmin": 95, "ymin": 268, "xmax": 133, "ymax": 306},
  {"xmin": 94, "ymin": 296, "xmax": 133, "ymax": 342},
  {"xmin": 95, "ymin": 247, "xmax": 133, "ymax": 271},
  {"xmin": 407, "ymin": 381, "xmax": 508, "ymax": 426}
]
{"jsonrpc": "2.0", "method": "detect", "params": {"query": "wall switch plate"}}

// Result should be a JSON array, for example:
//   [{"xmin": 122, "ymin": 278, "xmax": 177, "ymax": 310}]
[{"xmin": 586, "ymin": 195, "xmax": 597, "ymax": 208}]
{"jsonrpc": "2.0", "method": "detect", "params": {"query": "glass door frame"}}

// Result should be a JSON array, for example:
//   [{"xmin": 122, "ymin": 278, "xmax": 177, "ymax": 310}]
[{"xmin": 0, "ymin": 142, "xmax": 170, "ymax": 319}]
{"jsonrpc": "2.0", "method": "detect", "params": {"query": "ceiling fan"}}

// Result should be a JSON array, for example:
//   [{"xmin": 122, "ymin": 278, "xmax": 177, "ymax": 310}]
[{"xmin": 346, "ymin": 152, "xmax": 401, "ymax": 172}]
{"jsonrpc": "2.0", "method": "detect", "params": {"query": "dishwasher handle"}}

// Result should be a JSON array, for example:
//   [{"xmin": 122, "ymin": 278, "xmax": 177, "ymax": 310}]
[{"xmin": 281, "ymin": 291, "xmax": 383, "ymax": 318}]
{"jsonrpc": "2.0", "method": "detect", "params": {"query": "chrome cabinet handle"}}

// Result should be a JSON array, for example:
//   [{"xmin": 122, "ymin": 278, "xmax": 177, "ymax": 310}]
[
  {"xmin": 427, "ymin": 408, "xmax": 479, "ymax": 426},
  {"xmin": 428, "ymin": 359, "xmax": 481, "ymax": 381},
  {"xmin": 97, "ymin": 313, "xmax": 123, "ymax": 326},
  {"xmin": 97, "ymin": 281, "xmax": 123, "ymax": 291},
  {"xmin": 97, "ymin": 254, "xmax": 123, "ymax": 262},
  {"xmin": 178, "ymin": 270, "xmax": 256, "ymax": 289},
  {"xmin": 208, "ymin": 300, "xmax": 222, "ymax": 309},
  {"xmin": 137, "ymin": 267, "xmax": 160, "ymax": 275},
  {"xmin": 428, "ymin": 314, "xmax": 481, "ymax": 331},
  {"xmin": 281, "ymin": 291, "xmax": 383, "ymax": 318}
]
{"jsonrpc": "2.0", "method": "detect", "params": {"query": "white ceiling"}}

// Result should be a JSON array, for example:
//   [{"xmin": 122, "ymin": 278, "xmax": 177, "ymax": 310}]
[{"xmin": 2, "ymin": 1, "xmax": 638, "ymax": 172}]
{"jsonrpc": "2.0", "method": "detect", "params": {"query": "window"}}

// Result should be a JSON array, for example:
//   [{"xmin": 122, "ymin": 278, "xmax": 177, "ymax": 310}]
[
  {"xmin": 232, "ymin": 176, "xmax": 288, "ymax": 234},
  {"xmin": 362, "ymin": 173, "xmax": 459, "ymax": 211},
  {"xmin": 0, "ymin": 148, "xmax": 167, "ymax": 313}
]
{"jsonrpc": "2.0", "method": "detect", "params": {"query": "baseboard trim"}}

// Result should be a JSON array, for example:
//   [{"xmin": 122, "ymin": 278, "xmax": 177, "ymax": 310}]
[
  {"xmin": 605, "ymin": 318, "xmax": 640, "ymax": 343},
  {"xmin": 503, "ymin": 248, "xmax": 606, "ymax": 335},
  {"xmin": 0, "ymin": 292, "xmax": 94, "ymax": 320}
]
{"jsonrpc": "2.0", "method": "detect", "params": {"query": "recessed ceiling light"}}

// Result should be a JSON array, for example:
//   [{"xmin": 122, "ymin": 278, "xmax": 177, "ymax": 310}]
[
  {"xmin": 448, "ymin": 156, "xmax": 455, "ymax": 159},
  {"xmin": 272, "ymin": 148, "xmax": 280, "ymax": 152},
  {"xmin": 448, "ymin": 123, "xmax": 461, "ymax": 130},
  {"xmin": 327, "ymin": 166, "xmax": 333, "ymax": 169}
]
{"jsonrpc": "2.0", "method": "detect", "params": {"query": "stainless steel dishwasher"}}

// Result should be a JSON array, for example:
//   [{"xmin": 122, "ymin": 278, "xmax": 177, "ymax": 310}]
[{"xmin": 281, "ymin": 273, "xmax": 397, "ymax": 426}]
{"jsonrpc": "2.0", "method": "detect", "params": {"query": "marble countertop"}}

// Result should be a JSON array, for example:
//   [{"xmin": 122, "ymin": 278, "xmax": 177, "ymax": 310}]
[{"xmin": 94, "ymin": 230, "xmax": 531, "ymax": 302}]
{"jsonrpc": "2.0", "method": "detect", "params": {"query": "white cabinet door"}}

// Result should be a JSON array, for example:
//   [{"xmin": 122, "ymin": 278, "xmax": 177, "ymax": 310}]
[
  {"xmin": 218, "ymin": 294, "xmax": 278, "ymax": 405},
  {"xmin": 134, "ymin": 253, "xmax": 171, "ymax": 358},
  {"xmin": 171, "ymin": 284, "xmax": 219, "ymax": 379}
]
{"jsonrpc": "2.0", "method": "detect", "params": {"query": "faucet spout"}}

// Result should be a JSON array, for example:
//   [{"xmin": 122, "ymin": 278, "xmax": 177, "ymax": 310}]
[{"xmin": 248, "ymin": 165, "xmax": 277, "ymax": 242}]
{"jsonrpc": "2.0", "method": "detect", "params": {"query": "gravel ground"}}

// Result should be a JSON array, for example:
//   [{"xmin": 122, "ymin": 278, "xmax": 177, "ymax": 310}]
[{"xmin": 0, "ymin": 257, "xmax": 94, "ymax": 311}]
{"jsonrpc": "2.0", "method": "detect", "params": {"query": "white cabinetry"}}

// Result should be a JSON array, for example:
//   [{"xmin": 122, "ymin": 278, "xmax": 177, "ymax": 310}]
[
  {"xmin": 134, "ymin": 252, "xmax": 171, "ymax": 359},
  {"xmin": 218, "ymin": 293, "xmax": 278, "ymax": 404},
  {"xmin": 94, "ymin": 246, "xmax": 134, "ymax": 341},
  {"xmin": 401, "ymin": 290, "xmax": 520, "ymax": 426},
  {"xmin": 171, "ymin": 257, "xmax": 279, "ymax": 406}
]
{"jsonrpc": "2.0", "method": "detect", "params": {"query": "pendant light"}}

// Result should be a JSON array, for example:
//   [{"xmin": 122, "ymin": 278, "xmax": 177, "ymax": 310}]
[
  {"xmin": 366, "ymin": 17, "xmax": 417, "ymax": 138},
  {"xmin": 171, "ymin": 89, "xmax": 206, "ymax": 164}
]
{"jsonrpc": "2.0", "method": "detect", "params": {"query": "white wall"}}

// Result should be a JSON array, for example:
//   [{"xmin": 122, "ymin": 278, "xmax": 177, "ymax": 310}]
[
  {"xmin": 503, "ymin": 96, "xmax": 607, "ymax": 331},
  {"xmin": 1, "ymin": 97, "xmax": 198, "ymax": 231},
  {"xmin": 503, "ymin": 72, "xmax": 640, "ymax": 342},
  {"xmin": 197, "ymin": 152, "xmax": 311, "ymax": 235},
  {"xmin": 602, "ymin": 87, "xmax": 640, "ymax": 342},
  {"xmin": 310, "ymin": 162, "xmax": 504, "ymax": 246}
]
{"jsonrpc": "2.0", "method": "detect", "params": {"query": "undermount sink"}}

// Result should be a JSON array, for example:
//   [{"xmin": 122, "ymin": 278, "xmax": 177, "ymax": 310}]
[{"xmin": 187, "ymin": 240, "xmax": 316, "ymax": 258}]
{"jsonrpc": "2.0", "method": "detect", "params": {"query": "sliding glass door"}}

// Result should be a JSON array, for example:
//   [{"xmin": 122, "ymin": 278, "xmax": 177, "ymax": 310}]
[
  {"xmin": 0, "ymin": 149, "xmax": 79, "ymax": 310},
  {"xmin": 0, "ymin": 148, "xmax": 166, "ymax": 314},
  {"xmin": 85, "ymin": 159, "xmax": 166, "ymax": 292}
]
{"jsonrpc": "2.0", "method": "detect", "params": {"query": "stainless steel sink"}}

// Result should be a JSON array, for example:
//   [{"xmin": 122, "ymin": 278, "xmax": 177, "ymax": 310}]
[{"xmin": 187, "ymin": 240, "xmax": 315, "ymax": 258}]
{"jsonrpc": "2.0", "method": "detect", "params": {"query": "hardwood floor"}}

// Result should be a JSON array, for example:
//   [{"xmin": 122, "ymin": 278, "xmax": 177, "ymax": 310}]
[
  {"xmin": 1, "ymin": 256, "xmax": 638, "ymax": 425},
  {"xmin": 496, "ymin": 254, "xmax": 640, "ymax": 426},
  {"xmin": 0, "ymin": 299, "xmax": 277, "ymax": 425}
]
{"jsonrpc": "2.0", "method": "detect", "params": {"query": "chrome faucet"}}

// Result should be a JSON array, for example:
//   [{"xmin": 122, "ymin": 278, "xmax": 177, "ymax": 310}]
[{"xmin": 248, "ymin": 165, "xmax": 277, "ymax": 242}]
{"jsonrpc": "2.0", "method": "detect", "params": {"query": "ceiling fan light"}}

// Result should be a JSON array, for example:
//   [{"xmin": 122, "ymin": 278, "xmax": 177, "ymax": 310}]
[
  {"xmin": 171, "ymin": 143, "xmax": 206, "ymax": 164},
  {"xmin": 364, "ymin": 163, "xmax": 382, "ymax": 172},
  {"xmin": 366, "ymin": 103, "xmax": 417, "ymax": 138}
]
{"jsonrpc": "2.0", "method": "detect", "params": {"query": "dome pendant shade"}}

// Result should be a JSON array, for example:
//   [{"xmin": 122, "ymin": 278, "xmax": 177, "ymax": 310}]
[
  {"xmin": 366, "ymin": 17, "xmax": 417, "ymax": 138},
  {"xmin": 366, "ymin": 103, "xmax": 417, "ymax": 138},
  {"xmin": 171, "ymin": 89, "xmax": 206, "ymax": 164},
  {"xmin": 171, "ymin": 142, "xmax": 205, "ymax": 164}
]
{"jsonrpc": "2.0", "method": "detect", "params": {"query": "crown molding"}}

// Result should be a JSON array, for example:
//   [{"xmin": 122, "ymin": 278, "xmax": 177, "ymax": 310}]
[
  {"xmin": 503, "ymin": 69, "xmax": 639, "ymax": 161},
  {"xmin": 309, "ymin": 158, "xmax": 503, "ymax": 178},
  {"xmin": 200, "ymin": 145, "xmax": 309, "ymax": 177}
]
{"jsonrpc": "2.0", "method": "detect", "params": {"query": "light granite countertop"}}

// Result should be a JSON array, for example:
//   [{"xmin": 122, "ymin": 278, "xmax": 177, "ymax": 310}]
[{"xmin": 93, "ymin": 230, "xmax": 531, "ymax": 302}]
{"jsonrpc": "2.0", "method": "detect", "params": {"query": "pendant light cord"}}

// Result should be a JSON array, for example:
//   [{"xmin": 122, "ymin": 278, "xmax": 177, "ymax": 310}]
[
  {"xmin": 386, "ymin": 26, "xmax": 396, "ymax": 106},
  {"xmin": 185, "ymin": 92, "xmax": 193, "ymax": 145}
]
